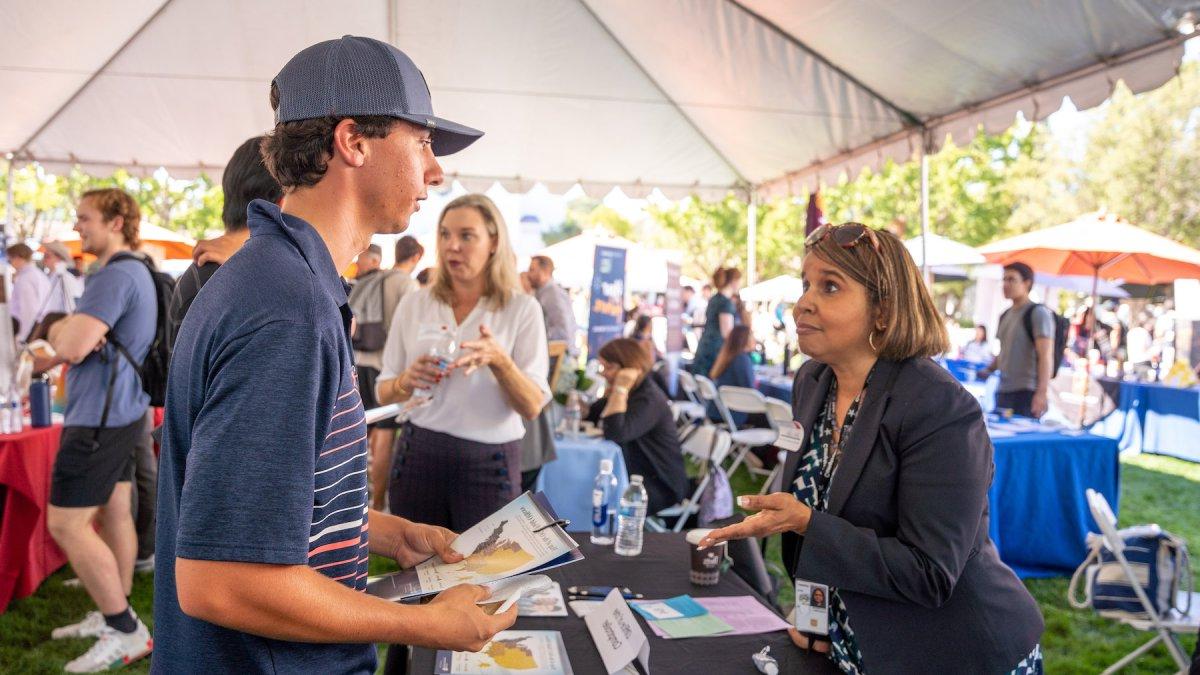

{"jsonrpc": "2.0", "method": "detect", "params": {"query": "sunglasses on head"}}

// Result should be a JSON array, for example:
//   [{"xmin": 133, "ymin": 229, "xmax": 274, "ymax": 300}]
[{"xmin": 805, "ymin": 223, "xmax": 880, "ymax": 251}]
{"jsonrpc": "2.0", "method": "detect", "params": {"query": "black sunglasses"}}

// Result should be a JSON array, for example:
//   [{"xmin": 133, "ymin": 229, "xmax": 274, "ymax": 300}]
[{"xmin": 805, "ymin": 223, "xmax": 880, "ymax": 251}]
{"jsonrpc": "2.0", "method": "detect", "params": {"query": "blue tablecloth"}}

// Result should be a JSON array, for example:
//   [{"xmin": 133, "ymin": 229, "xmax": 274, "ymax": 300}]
[
  {"xmin": 988, "ymin": 430, "xmax": 1120, "ymax": 578},
  {"xmin": 942, "ymin": 358, "xmax": 986, "ymax": 383},
  {"xmin": 534, "ymin": 436, "xmax": 629, "ymax": 534},
  {"xmin": 1093, "ymin": 379, "xmax": 1200, "ymax": 463},
  {"xmin": 753, "ymin": 365, "xmax": 793, "ymax": 402}
]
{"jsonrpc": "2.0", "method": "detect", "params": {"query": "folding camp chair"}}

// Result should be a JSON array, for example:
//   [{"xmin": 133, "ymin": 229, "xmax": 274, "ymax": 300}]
[
  {"xmin": 672, "ymin": 370, "xmax": 709, "ymax": 439},
  {"xmin": 1084, "ymin": 489, "xmax": 1199, "ymax": 674},
  {"xmin": 649, "ymin": 426, "xmax": 733, "ymax": 533},
  {"xmin": 756, "ymin": 397, "xmax": 798, "ymax": 494},
  {"xmin": 707, "ymin": 383, "xmax": 778, "ymax": 479}
]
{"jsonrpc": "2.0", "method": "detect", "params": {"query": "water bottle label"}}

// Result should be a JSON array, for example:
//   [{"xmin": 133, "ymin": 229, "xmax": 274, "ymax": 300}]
[
  {"xmin": 592, "ymin": 491, "xmax": 608, "ymax": 527},
  {"xmin": 619, "ymin": 505, "xmax": 637, "ymax": 518}
]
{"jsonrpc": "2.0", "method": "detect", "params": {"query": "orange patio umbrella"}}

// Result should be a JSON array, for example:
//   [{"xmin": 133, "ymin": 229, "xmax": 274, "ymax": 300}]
[
  {"xmin": 978, "ymin": 209, "xmax": 1200, "ymax": 357},
  {"xmin": 53, "ymin": 221, "xmax": 196, "ymax": 260}
]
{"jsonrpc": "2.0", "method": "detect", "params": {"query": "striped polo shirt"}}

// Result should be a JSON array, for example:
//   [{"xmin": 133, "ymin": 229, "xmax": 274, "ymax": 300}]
[{"xmin": 154, "ymin": 200, "xmax": 375, "ymax": 674}]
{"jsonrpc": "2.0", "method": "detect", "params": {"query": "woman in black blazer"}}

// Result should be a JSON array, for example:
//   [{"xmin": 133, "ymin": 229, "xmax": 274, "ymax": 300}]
[
  {"xmin": 587, "ymin": 338, "xmax": 690, "ymax": 514},
  {"xmin": 701, "ymin": 224, "xmax": 1043, "ymax": 674}
]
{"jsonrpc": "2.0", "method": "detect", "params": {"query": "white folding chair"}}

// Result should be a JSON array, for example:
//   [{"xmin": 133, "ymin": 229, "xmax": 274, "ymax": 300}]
[
  {"xmin": 649, "ymin": 426, "xmax": 733, "ymax": 533},
  {"xmin": 756, "ymin": 398, "xmax": 799, "ymax": 495},
  {"xmin": 672, "ymin": 370, "xmax": 709, "ymax": 439},
  {"xmin": 710, "ymin": 384, "xmax": 779, "ymax": 479},
  {"xmin": 1084, "ymin": 489, "xmax": 1198, "ymax": 674}
]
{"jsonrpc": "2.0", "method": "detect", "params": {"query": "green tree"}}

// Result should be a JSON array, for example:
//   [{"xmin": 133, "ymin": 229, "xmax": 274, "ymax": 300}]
[
  {"xmin": 1075, "ymin": 63, "xmax": 1200, "ymax": 241},
  {"xmin": 646, "ymin": 194, "xmax": 747, "ymax": 279}
]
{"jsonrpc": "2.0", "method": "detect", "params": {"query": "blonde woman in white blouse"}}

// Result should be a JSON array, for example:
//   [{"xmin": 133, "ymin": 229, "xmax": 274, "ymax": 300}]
[{"xmin": 376, "ymin": 194, "xmax": 550, "ymax": 528}]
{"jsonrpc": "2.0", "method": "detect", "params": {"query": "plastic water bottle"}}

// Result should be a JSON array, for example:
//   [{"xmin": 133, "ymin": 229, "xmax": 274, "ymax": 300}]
[
  {"xmin": 9, "ymin": 386, "xmax": 23, "ymax": 433},
  {"xmin": 563, "ymin": 390, "xmax": 582, "ymax": 438},
  {"xmin": 0, "ymin": 390, "xmax": 11, "ymax": 434},
  {"xmin": 614, "ymin": 475, "xmax": 648, "ymax": 557},
  {"xmin": 411, "ymin": 326, "xmax": 458, "ymax": 401},
  {"xmin": 590, "ymin": 459, "xmax": 619, "ymax": 545}
]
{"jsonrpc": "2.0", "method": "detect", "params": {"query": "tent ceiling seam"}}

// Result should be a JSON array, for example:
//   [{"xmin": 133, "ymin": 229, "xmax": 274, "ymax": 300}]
[
  {"xmin": 12, "ymin": 0, "xmax": 175, "ymax": 156},
  {"xmin": 575, "ymin": 0, "xmax": 750, "ymax": 189},
  {"xmin": 12, "ymin": 0, "xmax": 176, "ymax": 157},
  {"xmin": 725, "ymin": 0, "xmax": 924, "ymax": 130}
]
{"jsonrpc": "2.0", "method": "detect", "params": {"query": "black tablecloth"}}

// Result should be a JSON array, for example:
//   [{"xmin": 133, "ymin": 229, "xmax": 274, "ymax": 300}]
[{"xmin": 408, "ymin": 533, "xmax": 837, "ymax": 674}]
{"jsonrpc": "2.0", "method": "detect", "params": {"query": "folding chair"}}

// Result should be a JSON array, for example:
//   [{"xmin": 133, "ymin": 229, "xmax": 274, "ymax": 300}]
[
  {"xmin": 672, "ymin": 371, "xmax": 709, "ymax": 439},
  {"xmin": 649, "ymin": 426, "xmax": 733, "ymax": 533},
  {"xmin": 703, "ymin": 382, "xmax": 778, "ymax": 479},
  {"xmin": 1084, "ymin": 489, "xmax": 1199, "ymax": 674},
  {"xmin": 756, "ymin": 398, "xmax": 798, "ymax": 495}
]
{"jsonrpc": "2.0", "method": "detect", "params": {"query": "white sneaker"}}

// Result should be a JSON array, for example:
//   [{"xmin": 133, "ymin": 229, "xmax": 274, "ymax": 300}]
[
  {"xmin": 63, "ymin": 622, "xmax": 152, "ymax": 672},
  {"xmin": 134, "ymin": 555, "xmax": 155, "ymax": 573},
  {"xmin": 51, "ymin": 611, "xmax": 106, "ymax": 639}
]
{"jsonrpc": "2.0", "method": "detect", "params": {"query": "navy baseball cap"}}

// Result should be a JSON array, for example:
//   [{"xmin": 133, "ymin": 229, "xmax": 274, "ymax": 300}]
[{"xmin": 272, "ymin": 35, "xmax": 483, "ymax": 156}]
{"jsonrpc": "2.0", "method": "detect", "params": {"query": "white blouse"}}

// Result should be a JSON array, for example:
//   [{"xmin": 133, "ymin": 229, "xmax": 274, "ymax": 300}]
[{"xmin": 378, "ymin": 288, "xmax": 551, "ymax": 444}]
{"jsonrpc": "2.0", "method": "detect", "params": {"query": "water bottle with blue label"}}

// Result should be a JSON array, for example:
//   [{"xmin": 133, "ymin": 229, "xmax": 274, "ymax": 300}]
[
  {"xmin": 590, "ymin": 458, "xmax": 618, "ymax": 545},
  {"xmin": 614, "ymin": 475, "xmax": 648, "ymax": 557}
]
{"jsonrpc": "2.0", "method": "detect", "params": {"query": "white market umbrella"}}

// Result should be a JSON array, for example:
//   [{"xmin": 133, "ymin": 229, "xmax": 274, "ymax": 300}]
[{"xmin": 740, "ymin": 274, "xmax": 803, "ymax": 303}]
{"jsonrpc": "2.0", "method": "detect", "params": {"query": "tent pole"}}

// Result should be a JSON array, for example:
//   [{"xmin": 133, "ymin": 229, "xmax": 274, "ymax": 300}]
[
  {"xmin": 4, "ymin": 154, "xmax": 12, "ymax": 242},
  {"xmin": 747, "ymin": 194, "xmax": 757, "ymax": 286},
  {"xmin": 919, "ymin": 135, "xmax": 930, "ymax": 284},
  {"xmin": 1080, "ymin": 268, "xmax": 1101, "ymax": 427}
]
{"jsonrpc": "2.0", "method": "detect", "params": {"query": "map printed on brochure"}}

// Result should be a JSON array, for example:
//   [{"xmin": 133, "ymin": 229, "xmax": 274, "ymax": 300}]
[
  {"xmin": 518, "ymin": 581, "xmax": 569, "ymax": 617},
  {"xmin": 365, "ymin": 492, "xmax": 582, "ymax": 601},
  {"xmin": 435, "ymin": 630, "xmax": 573, "ymax": 675}
]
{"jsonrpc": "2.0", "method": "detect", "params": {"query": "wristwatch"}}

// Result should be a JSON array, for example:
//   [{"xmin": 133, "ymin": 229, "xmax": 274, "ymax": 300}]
[{"xmin": 613, "ymin": 385, "xmax": 631, "ymax": 396}]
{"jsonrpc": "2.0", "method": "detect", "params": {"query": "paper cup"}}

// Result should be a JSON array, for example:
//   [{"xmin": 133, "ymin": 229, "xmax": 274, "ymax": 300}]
[{"xmin": 686, "ymin": 529, "xmax": 724, "ymax": 586}]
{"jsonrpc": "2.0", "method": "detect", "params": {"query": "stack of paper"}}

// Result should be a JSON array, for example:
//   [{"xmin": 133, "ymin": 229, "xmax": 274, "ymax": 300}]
[
  {"xmin": 631, "ymin": 595, "xmax": 790, "ymax": 639},
  {"xmin": 630, "ymin": 595, "xmax": 733, "ymax": 639}
]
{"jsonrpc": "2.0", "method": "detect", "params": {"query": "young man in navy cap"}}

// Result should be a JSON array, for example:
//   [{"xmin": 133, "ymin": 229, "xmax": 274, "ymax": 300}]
[{"xmin": 154, "ymin": 36, "xmax": 513, "ymax": 674}]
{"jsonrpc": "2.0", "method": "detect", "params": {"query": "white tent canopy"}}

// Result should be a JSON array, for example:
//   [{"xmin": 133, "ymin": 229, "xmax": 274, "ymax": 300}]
[
  {"xmin": 905, "ymin": 234, "xmax": 986, "ymax": 269},
  {"xmin": 3, "ymin": 0, "xmax": 1196, "ymax": 199},
  {"xmin": 535, "ymin": 230, "xmax": 681, "ymax": 293},
  {"xmin": 741, "ymin": 274, "xmax": 803, "ymax": 303}
]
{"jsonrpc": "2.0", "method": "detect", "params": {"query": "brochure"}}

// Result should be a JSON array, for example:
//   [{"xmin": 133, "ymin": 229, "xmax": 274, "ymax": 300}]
[
  {"xmin": 518, "ymin": 581, "xmax": 569, "ymax": 617},
  {"xmin": 366, "ymin": 492, "xmax": 581, "ymax": 601},
  {"xmin": 435, "ymin": 630, "xmax": 573, "ymax": 675}
]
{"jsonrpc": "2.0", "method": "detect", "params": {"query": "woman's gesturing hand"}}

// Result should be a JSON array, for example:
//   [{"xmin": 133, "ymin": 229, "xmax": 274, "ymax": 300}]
[
  {"xmin": 697, "ymin": 493, "xmax": 812, "ymax": 549},
  {"xmin": 452, "ymin": 324, "xmax": 509, "ymax": 375}
]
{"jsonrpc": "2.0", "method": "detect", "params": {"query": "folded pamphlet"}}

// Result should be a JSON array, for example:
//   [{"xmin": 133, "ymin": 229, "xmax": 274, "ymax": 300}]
[{"xmin": 366, "ymin": 492, "xmax": 582, "ymax": 602}]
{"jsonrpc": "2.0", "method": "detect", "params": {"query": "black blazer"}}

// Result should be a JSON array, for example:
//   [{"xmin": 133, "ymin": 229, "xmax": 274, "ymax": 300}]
[
  {"xmin": 587, "ymin": 378, "xmax": 690, "ymax": 514},
  {"xmin": 779, "ymin": 357, "xmax": 1043, "ymax": 673}
]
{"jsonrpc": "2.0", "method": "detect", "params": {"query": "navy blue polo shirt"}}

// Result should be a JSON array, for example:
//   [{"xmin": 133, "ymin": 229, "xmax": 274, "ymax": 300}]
[{"xmin": 153, "ymin": 200, "xmax": 373, "ymax": 674}]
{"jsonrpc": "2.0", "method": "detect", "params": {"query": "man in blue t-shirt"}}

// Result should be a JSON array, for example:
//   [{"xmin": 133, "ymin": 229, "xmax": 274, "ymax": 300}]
[
  {"xmin": 154, "ymin": 36, "xmax": 515, "ymax": 674},
  {"xmin": 44, "ymin": 188, "xmax": 157, "ymax": 671}
]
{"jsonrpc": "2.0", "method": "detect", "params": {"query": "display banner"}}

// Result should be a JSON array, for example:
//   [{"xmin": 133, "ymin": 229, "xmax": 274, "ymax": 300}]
[{"xmin": 586, "ymin": 245, "xmax": 626, "ymax": 359}]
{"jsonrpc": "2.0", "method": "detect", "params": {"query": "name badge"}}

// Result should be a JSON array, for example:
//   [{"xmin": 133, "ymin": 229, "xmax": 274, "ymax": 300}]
[
  {"xmin": 775, "ymin": 422, "xmax": 804, "ymax": 452},
  {"xmin": 793, "ymin": 579, "xmax": 829, "ymax": 636}
]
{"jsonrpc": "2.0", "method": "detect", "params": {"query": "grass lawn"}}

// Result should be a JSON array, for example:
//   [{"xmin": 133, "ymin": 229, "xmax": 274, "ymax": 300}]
[{"xmin": 2, "ymin": 453, "xmax": 1196, "ymax": 673}]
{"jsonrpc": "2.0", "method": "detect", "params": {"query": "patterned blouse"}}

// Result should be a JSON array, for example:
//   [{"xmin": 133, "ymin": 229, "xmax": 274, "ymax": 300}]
[
  {"xmin": 790, "ymin": 372, "xmax": 1043, "ymax": 675},
  {"xmin": 791, "ymin": 375, "xmax": 869, "ymax": 673}
]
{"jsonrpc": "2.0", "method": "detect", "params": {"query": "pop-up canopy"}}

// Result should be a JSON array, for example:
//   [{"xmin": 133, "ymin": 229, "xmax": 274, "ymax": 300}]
[
  {"xmin": 3, "ymin": 1, "xmax": 1197, "ymax": 283},
  {"xmin": 3, "ymin": 0, "xmax": 1196, "ymax": 197}
]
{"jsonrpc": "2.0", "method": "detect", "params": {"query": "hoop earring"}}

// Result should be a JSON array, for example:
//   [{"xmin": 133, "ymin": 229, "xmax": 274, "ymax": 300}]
[{"xmin": 869, "ymin": 331, "xmax": 878, "ymax": 353}]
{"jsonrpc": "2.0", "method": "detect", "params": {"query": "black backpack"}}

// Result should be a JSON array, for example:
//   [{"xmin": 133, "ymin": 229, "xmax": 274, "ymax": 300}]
[
  {"xmin": 1000, "ymin": 303, "xmax": 1070, "ymax": 378},
  {"xmin": 106, "ymin": 252, "xmax": 176, "ymax": 408}
]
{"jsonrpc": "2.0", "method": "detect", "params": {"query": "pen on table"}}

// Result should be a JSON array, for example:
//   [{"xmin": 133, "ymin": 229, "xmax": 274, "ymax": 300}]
[{"xmin": 568, "ymin": 589, "xmax": 644, "ymax": 600}]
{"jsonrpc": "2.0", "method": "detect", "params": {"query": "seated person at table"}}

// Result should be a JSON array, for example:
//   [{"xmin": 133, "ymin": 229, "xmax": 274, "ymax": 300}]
[
  {"xmin": 587, "ymin": 338, "xmax": 690, "ymax": 514},
  {"xmin": 708, "ymin": 325, "xmax": 755, "ymax": 425},
  {"xmin": 960, "ymin": 324, "xmax": 993, "ymax": 364},
  {"xmin": 701, "ymin": 223, "xmax": 1043, "ymax": 674}
]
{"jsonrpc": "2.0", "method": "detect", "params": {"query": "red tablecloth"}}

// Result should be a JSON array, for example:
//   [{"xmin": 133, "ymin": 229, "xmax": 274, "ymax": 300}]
[{"xmin": 0, "ymin": 424, "xmax": 66, "ymax": 613}]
